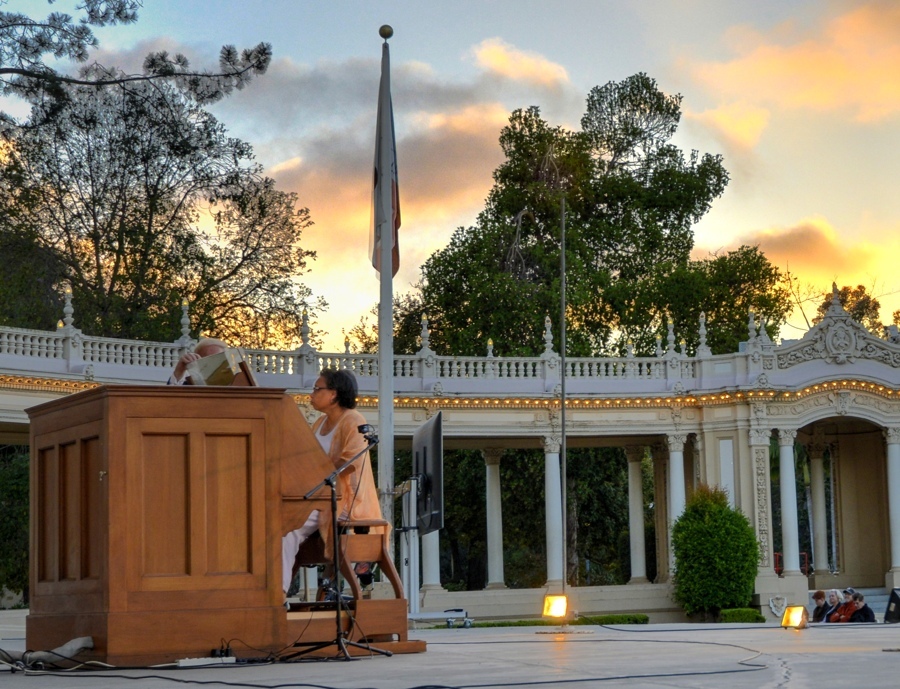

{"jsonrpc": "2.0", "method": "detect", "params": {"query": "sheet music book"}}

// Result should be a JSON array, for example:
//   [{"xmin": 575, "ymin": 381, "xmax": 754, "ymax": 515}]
[{"xmin": 185, "ymin": 349, "xmax": 244, "ymax": 386}]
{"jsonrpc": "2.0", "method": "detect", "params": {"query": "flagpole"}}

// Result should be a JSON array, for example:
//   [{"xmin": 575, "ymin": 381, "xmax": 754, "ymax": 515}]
[{"xmin": 375, "ymin": 25, "xmax": 396, "ymax": 539}]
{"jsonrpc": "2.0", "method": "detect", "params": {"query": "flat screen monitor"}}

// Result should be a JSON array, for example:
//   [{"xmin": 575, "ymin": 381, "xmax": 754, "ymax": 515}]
[
  {"xmin": 885, "ymin": 588, "xmax": 900, "ymax": 623},
  {"xmin": 413, "ymin": 411, "xmax": 443, "ymax": 535}
]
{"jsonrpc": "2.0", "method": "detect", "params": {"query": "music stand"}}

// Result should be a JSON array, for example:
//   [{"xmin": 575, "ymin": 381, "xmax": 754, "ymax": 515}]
[{"xmin": 284, "ymin": 427, "xmax": 392, "ymax": 661}]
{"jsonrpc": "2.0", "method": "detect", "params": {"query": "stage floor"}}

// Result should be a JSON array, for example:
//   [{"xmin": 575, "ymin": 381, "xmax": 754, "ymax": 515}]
[{"xmin": 3, "ymin": 608, "xmax": 898, "ymax": 688}]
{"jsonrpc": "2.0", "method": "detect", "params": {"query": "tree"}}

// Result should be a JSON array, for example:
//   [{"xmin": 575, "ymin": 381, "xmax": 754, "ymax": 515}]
[
  {"xmin": 399, "ymin": 74, "xmax": 733, "ymax": 357},
  {"xmin": 635, "ymin": 246, "xmax": 792, "ymax": 355},
  {"xmin": 813, "ymin": 284, "xmax": 883, "ymax": 335},
  {"xmin": 672, "ymin": 484, "xmax": 759, "ymax": 619},
  {"xmin": 403, "ymin": 91, "xmax": 791, "ymax": 359},
  {"xmin": 0, "ymin": 77, "xmax": 319, "ymax": 347},
  {"xmin": 0, "ymin": 446, "xmax": 29, "ymax": 603},
  {"xmin": 0, "ymin": 0, "xmax": 270, "ymax": 124}
]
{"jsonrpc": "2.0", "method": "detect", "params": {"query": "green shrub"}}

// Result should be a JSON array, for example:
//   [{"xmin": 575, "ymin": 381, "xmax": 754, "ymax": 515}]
[
  {"xmin": 575, "ymin": 614, "xmax": 649, "ymax": 625},
  {"xmin": 0, "ymin": 447, "xmax": 29, "ymax": 604},
  {"xmin": 468, "ymin": 614, "xmax": 649, "ymax": 628},
  {"xmin": 672, "ymin": 484, "xmax": 759, "ymax": 619},
  {"xmin": 719, "ymin": 608, "xmax": 765, "ymax": 623}
]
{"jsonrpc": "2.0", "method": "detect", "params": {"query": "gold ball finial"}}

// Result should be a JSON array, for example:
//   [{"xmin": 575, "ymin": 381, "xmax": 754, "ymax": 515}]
[{"xmin": 379, "ymin": 25, "xmax": 393, "ymax": 40}]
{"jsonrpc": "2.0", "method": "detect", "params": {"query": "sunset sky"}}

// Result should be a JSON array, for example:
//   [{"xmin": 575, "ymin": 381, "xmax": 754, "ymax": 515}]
[{"xmin": 14, "ymin": 0, "xmax": 900, "ymax": 350}]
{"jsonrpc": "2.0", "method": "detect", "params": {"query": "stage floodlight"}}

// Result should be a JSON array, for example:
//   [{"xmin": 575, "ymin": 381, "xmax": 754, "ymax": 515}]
[
  {"xmin": 781, "ymin": 605, "xmax": 809, "ymax": 629},
  {"xmin": 542, "ymin": 594, "xmax": 568, "ymax": 619}
]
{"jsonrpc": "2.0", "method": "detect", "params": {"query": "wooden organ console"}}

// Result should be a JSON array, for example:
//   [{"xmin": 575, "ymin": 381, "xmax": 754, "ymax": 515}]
[{"xmin": 26, "ymin": 385, "xmax": 424, "ymax": 665}]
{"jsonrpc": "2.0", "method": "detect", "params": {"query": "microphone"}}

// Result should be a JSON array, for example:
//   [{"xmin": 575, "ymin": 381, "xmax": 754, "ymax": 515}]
[{"xmin": 358, "ymin": 424, "xmax": 378, "ymax": 444}]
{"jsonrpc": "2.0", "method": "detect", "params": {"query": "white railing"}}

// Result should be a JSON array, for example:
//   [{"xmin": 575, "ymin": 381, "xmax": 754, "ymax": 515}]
[
  {"xmin": 0, "ymin": 322, "xmax": 774, "ymax": 395},
  {"xmin": 0, "ymin": 328, "xmax": 65, "ymax": 359},
  {"xmin": 81, "ymin": 338, "xmax": 182, "ymax": 368}
]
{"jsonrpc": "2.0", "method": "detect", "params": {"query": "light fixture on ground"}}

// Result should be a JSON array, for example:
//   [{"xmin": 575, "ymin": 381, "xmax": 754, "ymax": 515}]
[
  {"xmin": 781, "ymin": 605, "xmax": 809, "ymax": 629},
  {"xmin": 542, "ymin": 594, "xmax": 568, "ymax": 619}
]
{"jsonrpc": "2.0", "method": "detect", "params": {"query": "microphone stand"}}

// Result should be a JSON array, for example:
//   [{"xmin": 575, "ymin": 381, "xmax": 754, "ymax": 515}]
[{"xmin": 286, "ymin": 427, "xmax": 392, "ymax": 660}]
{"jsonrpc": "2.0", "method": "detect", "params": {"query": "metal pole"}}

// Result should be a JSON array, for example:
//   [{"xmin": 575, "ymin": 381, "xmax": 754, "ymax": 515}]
[{"xmin": 559, "ymin": 196, "xmax": 567, "ymax": 593}]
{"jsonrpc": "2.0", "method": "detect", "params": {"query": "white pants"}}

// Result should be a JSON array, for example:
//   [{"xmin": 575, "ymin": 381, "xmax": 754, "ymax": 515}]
[{"xmin": 282, "ymin": 509, "xmax": 321, "ymax": 593}]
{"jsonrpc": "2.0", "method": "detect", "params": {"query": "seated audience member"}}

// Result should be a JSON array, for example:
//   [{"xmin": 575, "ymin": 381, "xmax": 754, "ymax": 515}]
[
  {"xmin": 822, "ymin": 589, "xmax": 843, "ymax": 623},
  {"xmin": 849, "ymin": 592, "xmax": 876, "ymax": 623},
  {"xmin": 829, "ymin": 588, "xmax": 858, "ymax": 623},
  {"xmin": 168, "ymin": 338, "xmax": 227, "ymax": 384},
  {"xmin": 811, "ymin": 590, "xmax": 828, "ymax": 623}
]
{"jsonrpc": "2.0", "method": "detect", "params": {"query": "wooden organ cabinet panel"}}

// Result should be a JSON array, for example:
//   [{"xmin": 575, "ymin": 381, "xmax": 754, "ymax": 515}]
[{"xmin": 26, "ymin": 385, "xmax": 421, "ymax": 665}]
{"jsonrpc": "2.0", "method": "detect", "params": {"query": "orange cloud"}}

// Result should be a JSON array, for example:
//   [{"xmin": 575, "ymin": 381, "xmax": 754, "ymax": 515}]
[
  {"xmin": 688, "ymin": 3, "xmax": 900, "ymax": 122},
  {"xmin": 268, "ymin": 104, "xmax": 507, "ymax": 348},
  {"xmin": 737, "ymin": 217, "xmax": 876, "ymax": 276},
  {"xmin": 471, "ymin": 38, "xmax": 569, "ymax": 88},
  {"xmin": 694, "ymin": 216, "xmax": 900, "ymax": 335},
  {"xmin": 684, "ymin": 102, "xmax": 770, "ymax": 150}
]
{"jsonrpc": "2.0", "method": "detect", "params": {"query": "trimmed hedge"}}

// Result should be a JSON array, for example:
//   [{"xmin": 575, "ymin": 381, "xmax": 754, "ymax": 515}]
[
  {"xmin": 719, "ymin": 608, "xmax": 765, "ymax": 623},
  {"xmin": 467, "ymin": 614, "xmax": 649, "ymax": 628},
  {"xmin": 576, "ymin": 614, "xmax": 649, "ymax": 625}
]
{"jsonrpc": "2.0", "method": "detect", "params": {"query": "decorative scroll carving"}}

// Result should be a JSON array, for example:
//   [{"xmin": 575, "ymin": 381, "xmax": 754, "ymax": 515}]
[
  {"xmin": 482, "ymin": 448, "xmax": 504, "ymax": 466},
  {"xmin": 778, "ymin": 428, "xmax": 797, "ymax": 446},
  {"xmin": 808, "ymin": 426, "xmax": 827, "ymax": 458},
  {"xmin": 885, "ymin": 428, "xmax": 900, "ymax": 444},
  {"xmin": 752, "ymin": 401, "xmax": 767, "ymax": 422},
  {"xmin": 623, "ymin": 445, "xmax": 646, "ymax": 463},
  {"xmin": 748, "ymin": 428, "xmax": 771, "ymax": 446},
  {"xmin": 829, "ymin": 390, "xmax": 853, "ymax": 416},
  {"xmin": 855, "ymin": 394, "xmax": 898, "ymax": 414},
  {"xmin": 776, "ymin": 293, "xmax": 900, "ymax": 369},
  {"xmin": 542, "ymin": 435, "xmax": 561, "ymax": 454},
  {"xmin": 754, "ymin": 446, "xmax": 770, "ymax": 567},
  {"xmin": 666, "ymin": 433, "xmax": 687, "ymax": 452},
  {"xmin": 769, "ymin": 596, "xmax": 787, "ymax": 618},
  {"xmin": 766, "ymin": 395, "xmax": 831, "ymax": 417}
]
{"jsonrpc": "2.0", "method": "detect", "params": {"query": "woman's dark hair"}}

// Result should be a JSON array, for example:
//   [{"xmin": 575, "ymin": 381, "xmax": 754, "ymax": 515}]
[{"xmin": 320, "ymin": 368, "xmax": 358, "ymax": 409}]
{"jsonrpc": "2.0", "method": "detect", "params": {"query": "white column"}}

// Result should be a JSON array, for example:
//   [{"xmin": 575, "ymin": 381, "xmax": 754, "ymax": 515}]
[
  {"xmin": 808, "ymin": 441, "xmax": 830, "ymax": 574},
  {"xmin": 666, "ymin": 434, "xmax": 687, "ymax": 573},
  {"xmin": 542, "ymin": 435, "xmax": 564, "ymax": 589},
  {"xmin": 778, "ymin": 429, "xmax": 801, "ymax": 575},
  {"xmin": 625, "ymin": 446, "xmax": 647, "ymax": 583},
  {"xmin": 483, "ymin": 448, "xmax": 507, "ymax": 589},
  {"xmin": 666, "ymin": 434, "xmax": 687, "ymax": 525},
  {"xmin": 885, "ymin": 428, "xmax": 900, "ymax": 573},
  {"xmin": 421, "ymin": 530, "xmax": 442, "ymax": 589}
]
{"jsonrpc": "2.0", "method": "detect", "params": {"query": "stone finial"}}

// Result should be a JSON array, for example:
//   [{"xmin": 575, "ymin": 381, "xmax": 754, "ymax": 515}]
[
  {"xmin": 343, "ymin": 333, "xmax": 351, "ymax": 354},
  {"xmin": 696, "ymin": 311, "xmax": 712, "ymax": 358},
  {"xmin": 420, "ymin": 314, "xmax": 430, "ymax": 351},
  {"xmin": 62, "ymin": 283, "xmax": 74, "ymax": 329},
  {"xmin": 748, "ymin": 309, "xmax": 757, "ymax": 341},
  {"xmin": 655, "ymin": 333, "xmax": 663, "ymax": 357},
  {"xmin": 300, "ymin": 308, "xmax": 310, "ymax": 346},
  {"xmin": 666, "ymin": 319, "xmax": 676, "ymax": 354},
  {"xmin": 626, "ymin": 338, "xmax": 634, "ymax": 358},
  {"xmin": 487, "ymin": 338, "xmax": 494, "ymax": 358},
  {"xmin": 180, "ymin": 298, "xmax": 190, "ymax": 339},
  {"xmin": 543, "ymin": 315, "xmax": 555, "ymax": 353}
]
